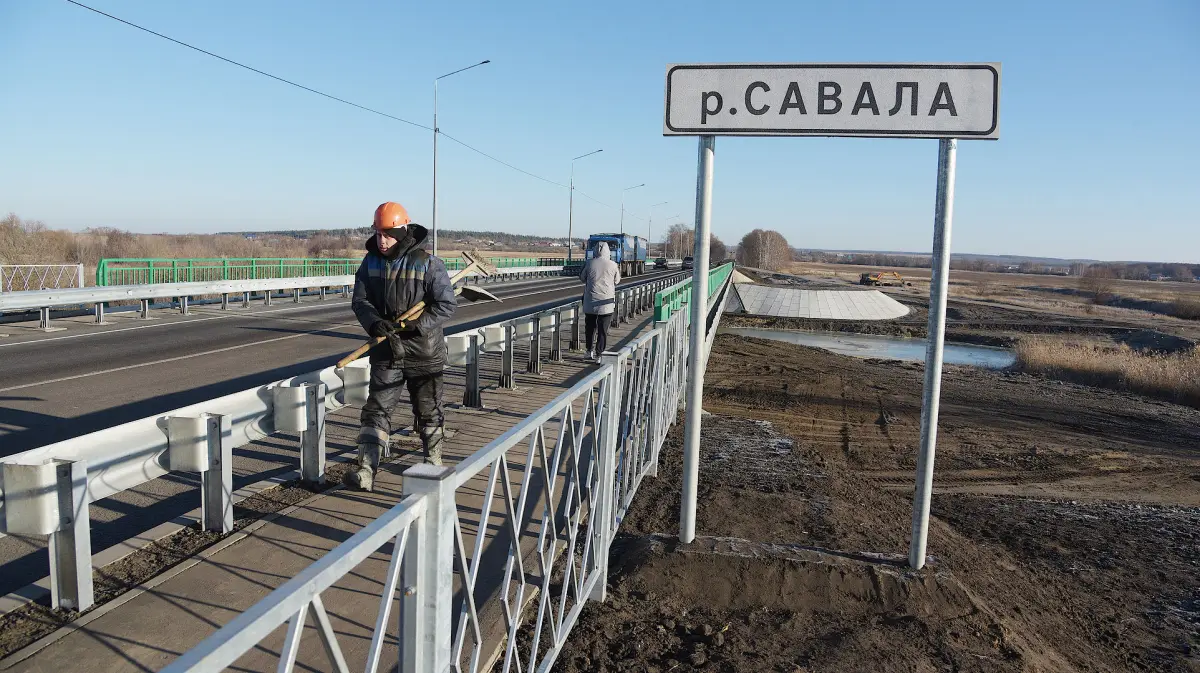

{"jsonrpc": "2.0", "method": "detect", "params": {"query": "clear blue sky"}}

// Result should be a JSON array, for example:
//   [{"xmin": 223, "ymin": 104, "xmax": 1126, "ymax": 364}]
[{"xmin": 1, "ymin": 0, "xmax": 1197, "ymax": 262}]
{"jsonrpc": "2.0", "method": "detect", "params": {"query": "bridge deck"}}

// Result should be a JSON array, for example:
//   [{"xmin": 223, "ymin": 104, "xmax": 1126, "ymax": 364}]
[{"xmin": 1, "ymin": 311, "xmax": 661, "ymax": 673}]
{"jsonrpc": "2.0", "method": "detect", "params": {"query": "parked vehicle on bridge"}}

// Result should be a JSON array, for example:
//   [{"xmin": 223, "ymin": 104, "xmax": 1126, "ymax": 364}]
[
  {"xmin": 654, "ymin": 257, "xmax": 668, "ymax": 269},
  {"xmin": 585, "ymin": 233, "xmax": 649, "ymax": 275}
]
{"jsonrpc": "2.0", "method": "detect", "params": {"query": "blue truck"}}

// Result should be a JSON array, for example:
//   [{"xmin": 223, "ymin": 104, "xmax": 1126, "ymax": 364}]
[{"xmin": 584, "ymin": 233, "xmax": 649, "ymax": 276}]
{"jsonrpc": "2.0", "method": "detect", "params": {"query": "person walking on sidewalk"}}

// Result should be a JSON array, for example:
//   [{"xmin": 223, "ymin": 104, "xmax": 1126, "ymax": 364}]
[
  {"xmin": 344, "ymin": 201, "xmax": 457, "ymax": 492},
  {"xmin": 579, "ymin": 240, "xmax": 621, "ymax": 361}
]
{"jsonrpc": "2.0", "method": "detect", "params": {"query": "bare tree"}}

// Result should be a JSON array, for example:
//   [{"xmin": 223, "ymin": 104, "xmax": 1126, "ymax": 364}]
[
  {"xmin": 1079, "ymin": 266, "xmax": 1116, "ymax": 304},
  {"xmin": 736, "ymin": 229, "xmax": 790, "ymax": 271}
]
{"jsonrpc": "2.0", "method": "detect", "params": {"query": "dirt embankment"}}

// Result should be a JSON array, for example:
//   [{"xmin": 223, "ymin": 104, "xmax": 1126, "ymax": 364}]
[{"xmin": 555, "ymin": 334, "xmax": 1200, "ymax": 672}]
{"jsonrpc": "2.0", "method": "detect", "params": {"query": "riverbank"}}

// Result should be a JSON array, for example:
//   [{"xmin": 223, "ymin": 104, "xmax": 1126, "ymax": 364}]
[{"xmin": 553, "ymin": 333, "xmax": 1200, "ymax": 672}]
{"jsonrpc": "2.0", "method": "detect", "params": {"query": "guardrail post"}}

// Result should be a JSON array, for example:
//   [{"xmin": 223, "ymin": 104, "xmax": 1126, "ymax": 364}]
[
  {"xmin": 265, "ymin": 290, "xmax": 273, "ymax": 306},
  {"xmin": 319, "ymin": 287, "xmax": 327, "ymax": 301},
  {"xmin": 94, "ymin": 302, "xmax": 105, "ymax": 324},
  {"xmin": 527, "ymin": 316, "xmax": 543, "ymax": 374},
  {"xmin": 201, "ymin": 414, "xmax": 234, "ymax": 534},
  {"xmin": 139, "ymin": 299, "xmax": 150, "ymax": 319},
  {"xmin": 301, "ymin": 383, "xmax": 327, "ymax": 485},
  {"xmin": 463, "ymin": 334, "xmax": 482, "ymax": 408},
  {"xmin": 39, "ymin": 307, "xmax": 51, "ymax": 330},
  {"xmin": 221, "ymin": 293, "xmax": 229, "ymax": 310},
  {"xmin": 180, "ymin": 296, "xmax": 190, "ymax": 315},
  {"xmin": 293, "ymin": 288, "xmax": 300, "ymax": 304},
  {"xmin": 500, "ymin": 325, "xmax": 515, "ymax": 389},
  {"xmin": 400, "ymin": 465, "xmax": 455, "ymax": 673},
  {"xmin": 590, "ymin": 352, "xmax": 624, "ymax": 602},
  {"xmin": 550, "ymin": 311, "xmax": 563, "ymax": 362},
  {"xmin": 569, "ymin": 301, "xmax": 582, "ymax": 351},
  {"xmin": 50, "ymin": 459, "xmax": 94, "ymax": 611}
]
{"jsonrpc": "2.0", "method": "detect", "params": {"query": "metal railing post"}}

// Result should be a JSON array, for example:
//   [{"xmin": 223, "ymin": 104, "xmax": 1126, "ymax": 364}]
[
  {"xmin": 301, "ymin": 383, "xmax": 328, "ymax": 485},
  {"xmin": 265, "ymin": 291, "xmax": 273, "ymax": 306},
  {"xmin": 527, "ymin": 316, "xmax": 542, "ymax": 374},
  {"xmin": 94, "ymin": 302, "xmax": 105, "ymax": 324},
  {"xmin": 221, "ymin": 293, "xmax": 229, "ymax": 310},
  {"xmin": 293, "ymin": 288, "xmax": 300, "ymax": 303},
  {"xmin": 39, "ymin": 307, "xmax": 51, "ymax": 330},
  {"xmin": 319, "ymin": 287, "xmax": 327, "ymax": 301},
  {"xmin": 590, "ymin": 352, "xmax": 624, "ymax": 602},
  {"xmin": 649, "ymin": 323, "xmax": 669, "ymax": 478},
  {"xmin": 180, "ymin": 296, "xmax": 189, "ymax": 315},
  {"xmin": 550, "ymin": 312, "xmax": 563, "ymax": 362},
  {"xmin": 499, "ymin": 324, "xmax": 515, "ymax": 389},
  {"xmin": 400, "ymin": 465, "xmax": 456, "ymax": 673},
  {"xmin": 139, "ymin": 299, "xmax": 150, "ymax": 319},
  {"xmin": 464, "ymin": 334, "xmax": 482, "ymax": 408},
  {"xmin": 49, "ymin": 459, "xmax": 94, "ymax": 611},
  {"xmin": 201, "ymin": 414, "xmax": 234, "ymax": 534},
  {"xmin": 569, "ymin": 301, "xmax": 582, "ymax": 351}
]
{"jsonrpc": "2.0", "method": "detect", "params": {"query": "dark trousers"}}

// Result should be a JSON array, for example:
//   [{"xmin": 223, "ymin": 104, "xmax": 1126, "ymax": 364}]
[
  {"xmin": 585, "ymin": 313, "xmax": 611, "ymax": 354},
  {"xmin": 357, "ymin": 363, "xmax": 444, "ymax": 470}
]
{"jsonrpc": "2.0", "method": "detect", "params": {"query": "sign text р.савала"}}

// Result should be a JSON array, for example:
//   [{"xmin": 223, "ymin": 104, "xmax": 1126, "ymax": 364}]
[{"xmin": 664, "ymin": 63, "xmax": 999, "ymax": 139}]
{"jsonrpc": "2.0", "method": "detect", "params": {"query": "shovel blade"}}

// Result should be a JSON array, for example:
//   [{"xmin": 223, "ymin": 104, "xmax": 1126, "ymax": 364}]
[{"xmin": 460, "ymin": 285, "xmax": 501, "ymax": 303}]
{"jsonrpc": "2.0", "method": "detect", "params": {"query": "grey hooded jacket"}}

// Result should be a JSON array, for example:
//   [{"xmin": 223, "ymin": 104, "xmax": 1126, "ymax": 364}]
[{"xmin": 579, "ymin": 241, "xmax": 622, "ymax": 315}]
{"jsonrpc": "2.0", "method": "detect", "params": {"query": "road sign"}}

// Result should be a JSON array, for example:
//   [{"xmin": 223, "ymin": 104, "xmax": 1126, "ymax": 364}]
[{"xmin": 664, "ymin": 63, "xmax": 1000, "ymax": 139}]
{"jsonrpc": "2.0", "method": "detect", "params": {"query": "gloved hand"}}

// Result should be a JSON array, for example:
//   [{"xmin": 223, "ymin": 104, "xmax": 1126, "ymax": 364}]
[
  {"xmin": 370, "ymin": 320, "xmax": 396, "ymax": 339},
  {"xmin": 394, "ymin": 321, "xmax": 420, "ymax": 337}
]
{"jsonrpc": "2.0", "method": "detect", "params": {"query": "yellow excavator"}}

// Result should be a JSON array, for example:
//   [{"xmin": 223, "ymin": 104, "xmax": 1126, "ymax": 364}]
[{"xmin": 859, "ymin": 271, "xmax": 904, "ymax": 287}]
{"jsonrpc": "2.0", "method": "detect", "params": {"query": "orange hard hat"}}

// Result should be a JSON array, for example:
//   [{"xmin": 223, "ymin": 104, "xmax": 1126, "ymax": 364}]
[{"xmin": 373, "ymin": 202, "xmax": 411, "ymax": 231}]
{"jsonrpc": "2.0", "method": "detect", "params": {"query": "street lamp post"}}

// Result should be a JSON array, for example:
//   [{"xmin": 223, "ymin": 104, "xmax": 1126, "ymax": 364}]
[
  {"xmin": 619, "ymin": 183, "xmax": 645, "ymax": 236},
  {"xmin": 646, "ymin": 201, "xmax": 667, "ymax": 257},
  {"xmin": 432, "ymin": 59, "xmax": 490, "ymax": 257},
  {"xmin": 568, "ymin": 149, "xmax": 603, "ymax": 262}
]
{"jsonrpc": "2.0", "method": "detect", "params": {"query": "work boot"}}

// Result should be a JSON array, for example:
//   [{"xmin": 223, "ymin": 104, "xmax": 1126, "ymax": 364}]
[
  {"xmin": 586, "ymin": 349, "xmax": 595, "ymax": 360},
  {"xmin": 342, "ymin": 465, "xmax": 375, "ymax": 492},
  {"xmin": 421, "ymin": 426, "xmax": 445, "ymax": 466},
  {"xmin": 343, "ymin": 442, "xmax": 382, "ymax": 491}
]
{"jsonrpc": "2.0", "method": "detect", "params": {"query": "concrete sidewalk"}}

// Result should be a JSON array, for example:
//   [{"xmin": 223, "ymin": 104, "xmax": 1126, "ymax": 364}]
[{"xmin": 1, "ymin": 310, "xmax": 660, "ymax": 673}]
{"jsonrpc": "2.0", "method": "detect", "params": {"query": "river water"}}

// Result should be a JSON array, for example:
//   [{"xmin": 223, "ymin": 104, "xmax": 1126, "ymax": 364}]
[{"xmin": 722, "ymin": 327, "xmax": 1016, "ymax": 369}]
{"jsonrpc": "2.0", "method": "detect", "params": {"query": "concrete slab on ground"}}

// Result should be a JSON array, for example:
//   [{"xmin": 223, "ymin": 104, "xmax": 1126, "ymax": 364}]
[{"xmin": 727, "ymin": 284, "xmax": 909, "ymax": 320}]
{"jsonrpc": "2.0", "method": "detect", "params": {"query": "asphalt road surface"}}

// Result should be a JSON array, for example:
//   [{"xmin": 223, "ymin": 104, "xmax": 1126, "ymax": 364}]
[{"xmin": 0, "ymin": 269, "xmax": 681, "ymax": 597}]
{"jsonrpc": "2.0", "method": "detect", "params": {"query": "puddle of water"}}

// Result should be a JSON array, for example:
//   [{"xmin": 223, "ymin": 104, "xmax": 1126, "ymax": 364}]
[{"xmin": 723, "ymin": 327, "xmax": 1016, "ymax": 369}]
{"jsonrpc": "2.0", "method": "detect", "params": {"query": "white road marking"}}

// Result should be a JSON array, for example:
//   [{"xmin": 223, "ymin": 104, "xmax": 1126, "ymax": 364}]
[{"xmin": 0, "ymin": 321, "xmax": 361, "ymax": 393}]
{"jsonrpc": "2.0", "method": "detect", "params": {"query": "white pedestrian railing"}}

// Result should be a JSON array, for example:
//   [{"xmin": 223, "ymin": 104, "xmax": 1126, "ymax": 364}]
[
  {"xmin": 0, "ymin": 264, "xmax": 84, "ymax": 293},
  {"xmin": 162, "ymin": 268, "xmax": 730, "ymax": 673},
  {"xmin": 0, "ymin": 270, "xmax": 689, "ymax": 614}
]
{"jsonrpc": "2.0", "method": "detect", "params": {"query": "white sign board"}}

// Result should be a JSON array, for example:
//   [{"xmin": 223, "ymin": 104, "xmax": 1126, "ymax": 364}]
[{"xmin": 664, "ymin": 63, "xmax": 1000, "ymax": 139}]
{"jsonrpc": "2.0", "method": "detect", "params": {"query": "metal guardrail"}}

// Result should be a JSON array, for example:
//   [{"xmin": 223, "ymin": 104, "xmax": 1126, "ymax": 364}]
[
  {"xmin": 164, "ymin": 270, "xmax": 724, "ymax": 673},
  {"xmin": 0, "ymin": 264, "xmax": 85, "ymax": 293},
  {"xmin": 653, "ymin": 262, "xmax": 734, "ymax": 321},
  {"xmin": 96, "ymin": 258, "xmax": 361, "ymax": 286},
  {"xmin": 0, "ymin": 266, "xmax": 574, "ymax": 329},
  {"xmin": 0, "ymin": 269, "xmax": 690, "ymax": 616}
]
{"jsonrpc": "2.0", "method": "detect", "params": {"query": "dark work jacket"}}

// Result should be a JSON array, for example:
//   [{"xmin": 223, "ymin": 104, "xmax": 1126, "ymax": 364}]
[{"xmin": 351, "ymin": 224, "xmax": 457, "ymax": 368}]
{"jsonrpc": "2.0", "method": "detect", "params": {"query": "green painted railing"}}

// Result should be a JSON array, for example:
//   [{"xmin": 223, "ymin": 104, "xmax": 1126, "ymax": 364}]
[
  {"xmin": 654, "ymin": 262, "xmax": 734, "ymax": 321},
  {"xmin": 442, "ymin": 256, "xmax": 572, "ymax": 272},
  {"xmin": 97, "ymin": 256, "xmax": 580, "ymax": 285},
  {"xmin": 96, "ymin": 258, "xmax": 361, "ymax": 286}
]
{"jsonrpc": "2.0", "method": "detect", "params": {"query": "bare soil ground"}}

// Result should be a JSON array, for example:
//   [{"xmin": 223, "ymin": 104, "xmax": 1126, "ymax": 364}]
[{"xmin": 555, "ymin": 333, "xmax": 1200, "ymax": 672}]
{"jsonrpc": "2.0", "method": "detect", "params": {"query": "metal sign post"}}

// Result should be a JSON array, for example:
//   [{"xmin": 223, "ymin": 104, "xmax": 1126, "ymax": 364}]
[
  {"xmin": 909, "ymin": 138, "xmax": 956, "ymax": 569},
  {"xmin": 679, "ymin": 135, "xmax": 715, "ymax": 544},
  {"xmin": 664, "ymin": 63, "xmax": 998, "ymax": 567}
]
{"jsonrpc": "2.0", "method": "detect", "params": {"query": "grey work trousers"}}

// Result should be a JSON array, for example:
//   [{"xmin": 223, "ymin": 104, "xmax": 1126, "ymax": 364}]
[{"xmin": 357, "ymin": 362, "xmax": 444, "ymax": 471}]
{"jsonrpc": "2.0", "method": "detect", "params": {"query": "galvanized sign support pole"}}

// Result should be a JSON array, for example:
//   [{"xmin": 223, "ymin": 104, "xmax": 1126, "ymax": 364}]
[
  {"xmin": 679, "ymin": 135, "xmax": 715, "ymax": 544},
  {"xmin": 908, "ymin": 138, "xmax": 957, "ymax": 569}
]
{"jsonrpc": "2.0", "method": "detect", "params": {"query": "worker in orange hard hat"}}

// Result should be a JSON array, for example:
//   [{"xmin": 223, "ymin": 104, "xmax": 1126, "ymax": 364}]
[{"xmin": 345, "ymin": 201, "xmax": 457, "ymax": 491}]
